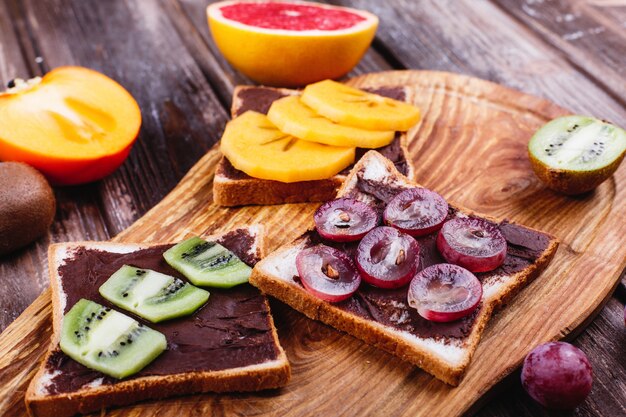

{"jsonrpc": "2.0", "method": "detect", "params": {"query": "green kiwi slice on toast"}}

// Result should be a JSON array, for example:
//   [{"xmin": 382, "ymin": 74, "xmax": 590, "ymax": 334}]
[
  {"xmin": 163, "ymin": 237, "xmax": 252, "ymax": 288},
  {"xmin": 99, "ymin": 265, "xmax": 210, "ymax": 322},
  {"xmin": 60, "ymin": 299, "xmax": 166, "ymax": 379},
  {"xmin": 528, "ymin": 115, "xmax": 626, "ymax": 194}
]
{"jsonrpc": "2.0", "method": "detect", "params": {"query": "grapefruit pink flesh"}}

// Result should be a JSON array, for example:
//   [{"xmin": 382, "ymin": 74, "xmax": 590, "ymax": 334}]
[{"xmin": 220, "ymin": 2, "xmax": 366, "ymax": 31}]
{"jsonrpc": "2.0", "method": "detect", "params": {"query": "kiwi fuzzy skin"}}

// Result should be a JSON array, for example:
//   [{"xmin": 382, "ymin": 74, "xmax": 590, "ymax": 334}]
[
  {"xmin": 529, "ymin": 150, "xmax": 625, "ymax": 195},
  {"xmin": 0, "ymin": 162, "xmax": 56, "ymax": 256}
]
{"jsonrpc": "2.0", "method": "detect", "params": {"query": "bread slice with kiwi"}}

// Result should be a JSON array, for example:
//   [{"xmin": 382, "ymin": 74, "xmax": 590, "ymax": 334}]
[
  {"xmin": 250, "ymin": 151, "xmax": 559, "ymax": 385},
  {"xmin": 25, "ymin": 225, "xmax": 290, "ymax": 417},
  {"xmin": 212, "ymin": 86, "xmax": 416, "ymax": 207}
]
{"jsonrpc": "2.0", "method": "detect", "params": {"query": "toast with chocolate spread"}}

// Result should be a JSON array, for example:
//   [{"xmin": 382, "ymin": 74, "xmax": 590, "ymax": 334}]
[
  {"xmin": 26, "ymin": 225, "xmax": 290, "ymax": 417},
  {"xmin": 213, "ymin": 86, "xmax": 415, "ymax": 206},
  {"xmin": 250, "ymin": 152, "xmax": 558, "ymax": 385}
]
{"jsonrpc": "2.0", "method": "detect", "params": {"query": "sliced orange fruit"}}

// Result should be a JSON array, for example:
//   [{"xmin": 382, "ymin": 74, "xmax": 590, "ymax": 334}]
[
  {"xmin": 207, "ymin": 1, "xmax": 378, "ymax": 87},
  {"xmin": 301, "ymin": 80, "xmax": 421, "ymax": 131},
  {"xmin": 0, "ymin": 66, "xmax": 141, "ymax": 185},
  {"xmin": 267, "ymin": 96, "xmax": 395, "ymax": 149},
  {"xmin": 220, "ymin": 111, "xmax": 355, "ymax": 183}
]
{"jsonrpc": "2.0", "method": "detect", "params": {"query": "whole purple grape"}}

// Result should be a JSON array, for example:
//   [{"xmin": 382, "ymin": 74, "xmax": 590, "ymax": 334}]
[{"xmin": 521, "ymin": 342, "xmax": 593, "ymax": 409}]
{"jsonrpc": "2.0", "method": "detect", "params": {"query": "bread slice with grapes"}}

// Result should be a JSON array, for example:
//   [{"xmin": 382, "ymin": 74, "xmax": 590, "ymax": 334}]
[
  {"xmin": 250, "ymin": 151, "xmax": 558, "ymax": 385},
  {"xmin": 212, "ymin": 85, "xmax": 416, "ymax": 206},
  {"xmin": 25, "ymin": 225, "xmax": 290, "ymax": 417}
]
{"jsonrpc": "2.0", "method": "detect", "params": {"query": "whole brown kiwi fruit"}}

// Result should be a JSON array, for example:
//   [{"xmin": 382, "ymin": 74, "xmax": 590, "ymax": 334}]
[{"xmin": 0, "ymin": 162, "xmax": 56, "ymax": 256}]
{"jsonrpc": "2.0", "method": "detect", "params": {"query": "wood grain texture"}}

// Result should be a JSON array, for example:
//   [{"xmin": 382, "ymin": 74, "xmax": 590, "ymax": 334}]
[
  {"xmin": 493, "ymin": 0, "xmax": 626, "ymax": 105},
  {"xmin": 0, "ymin": 1, "xmax": 30, "ymax": 82},
  {"xmin": 1, "ymin": 71, "xmax": 624, "ymax": 417}
]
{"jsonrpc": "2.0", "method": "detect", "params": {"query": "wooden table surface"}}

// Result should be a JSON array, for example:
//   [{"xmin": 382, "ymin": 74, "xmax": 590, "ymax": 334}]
[{"xmin": 0, "ymin": 1, "xmax": 624, "ymax": 416}]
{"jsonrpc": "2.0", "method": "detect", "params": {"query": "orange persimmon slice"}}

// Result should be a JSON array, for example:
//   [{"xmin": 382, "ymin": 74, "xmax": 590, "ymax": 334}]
[{"xmin": 0, "ymin": 66, "xmax": 141, "ymax": 185}]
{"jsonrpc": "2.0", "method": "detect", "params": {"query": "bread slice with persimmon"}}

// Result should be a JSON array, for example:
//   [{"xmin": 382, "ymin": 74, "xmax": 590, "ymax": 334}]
[{"xmin": 213, "ymin": 84, "xmax": 417, "ymax": 206}]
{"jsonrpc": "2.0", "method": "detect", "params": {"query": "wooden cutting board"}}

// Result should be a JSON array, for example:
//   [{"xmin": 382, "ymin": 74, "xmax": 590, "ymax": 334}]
[{"xmin": 1, "ymin": 71, "xmax": 624, "ymax": 417}]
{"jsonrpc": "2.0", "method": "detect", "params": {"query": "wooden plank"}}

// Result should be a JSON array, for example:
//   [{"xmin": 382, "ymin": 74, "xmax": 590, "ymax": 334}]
[
  {"xmin": 1, "ymin": 70, "xmax": 625, "ymax": 417},
  {"xmin": 0, "ymin": 188, "xmax": 111, "ymax": 330},
  {"xmin": 160, "ymin": 0, "xmax": 249, "ymax": 109},
  {"xmin": 0, "ymin": 1, "xmax": 31, "ymax": 81},
  {"xmin": 0, "ymin": 0, "xmax": 46, "ymax": 329},
  {"xmin": 0, "ymin": 2, "xmax": 113, "ymax": 330},
  {"xmin": 492, "ymin": 0, "xmax": 626, "ymax": 106},
  {"xmin": 0, "ymin": 292, "xmax": 51, "ymax": 415}
]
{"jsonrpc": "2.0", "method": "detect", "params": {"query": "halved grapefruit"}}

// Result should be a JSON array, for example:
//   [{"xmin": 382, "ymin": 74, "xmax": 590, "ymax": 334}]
[{"xmin": 207, "ymin": 0, "xmax": 378, "ymax": 87}]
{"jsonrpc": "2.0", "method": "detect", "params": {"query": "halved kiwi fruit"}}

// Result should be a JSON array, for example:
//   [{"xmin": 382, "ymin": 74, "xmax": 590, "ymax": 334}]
[
  {"xmin": 99, "ymin": 265, "xmax": 210, "ymax": 323},
  {"xmin": 59, "ymin": 299, "xmax": 166, "ymax": 379},
  {"xmin": 528, "ymin": 115, "xmax": 626, "ymax": 194},
  {"xmin": 163, "ymin": 236, "xmax": 252, "ymax": 288}
]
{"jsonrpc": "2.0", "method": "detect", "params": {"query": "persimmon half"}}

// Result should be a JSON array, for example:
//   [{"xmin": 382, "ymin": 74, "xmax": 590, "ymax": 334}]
[{"xmin": 0, "ymin": 66, "xmax": 141, "ymax": 185}]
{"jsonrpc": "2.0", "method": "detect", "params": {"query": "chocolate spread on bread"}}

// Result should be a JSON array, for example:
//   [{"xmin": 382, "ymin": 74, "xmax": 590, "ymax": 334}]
[
  {"xmin": 296, "ymin": 171, "xmax": 552, "ymax": 341},
  {"xmin": 45, "ymin": 231, "xmax": 279, "ymax": 395},
  {"xmin": 227, "ymin": 86, "xmax": 411, "ymax": 178},
  {"xmin": 235, "ymin": 87, "xmax": 289, "ymax": 116}
]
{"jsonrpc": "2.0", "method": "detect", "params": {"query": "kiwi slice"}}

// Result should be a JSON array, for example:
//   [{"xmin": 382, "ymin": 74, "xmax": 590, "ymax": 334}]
[
  {"xmin": 99, "ymin": 265, "xmax": 210, "ymax": 323},
  {"xmin": 163, "ymin": 236, "xmax": 252, "ymax": 288},
  {"xmin": 60, "ymin": 299, "xmax": 166, "ymax": 379},
  {"xmin": 528, "ymin": 115, "xmax": 626, "ymax": 194}
]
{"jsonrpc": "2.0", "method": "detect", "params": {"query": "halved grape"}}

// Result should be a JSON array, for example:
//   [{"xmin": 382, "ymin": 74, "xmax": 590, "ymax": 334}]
[
  {"xmin": 384, "ymin": 187, "xmax": 448, "ymax": 236},
  {"xmin": 356, "ymin": 226, "xmax": 420, "ymax": 289},
  {"xmin": 407, "ymin": 264, "xmax": 481, "ymax": 322},
  {"xmin": 521, "ymin": 342, "xmax": 593, "ymax": 410},
  {"xmin": 314, "ymin": 198, "xmax": 378, "ymax": 242},
  {"xmin": 295, "ymin": 245, "xmax": 361, "ymax": 302},
  {"xmin": 436, "ymin": 217, "xmax": 506, "ymax": 272}
]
